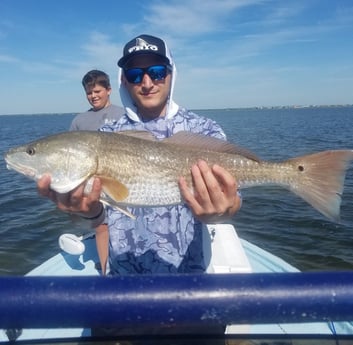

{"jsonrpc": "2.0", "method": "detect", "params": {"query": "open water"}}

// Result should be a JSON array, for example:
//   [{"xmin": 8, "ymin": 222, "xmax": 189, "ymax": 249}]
[{"xmin": 0, "ymin": 107, "xmax": 353, "ymax": 275}]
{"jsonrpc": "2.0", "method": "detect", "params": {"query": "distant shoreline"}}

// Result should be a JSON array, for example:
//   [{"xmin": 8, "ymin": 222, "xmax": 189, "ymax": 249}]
[
  {"xmin": 1, "ymin": 104, "xmax": 353, "ymax": 116},
  {"xmin": 196, "ymin": 104, "xmax": 353, "ymax": 112}
]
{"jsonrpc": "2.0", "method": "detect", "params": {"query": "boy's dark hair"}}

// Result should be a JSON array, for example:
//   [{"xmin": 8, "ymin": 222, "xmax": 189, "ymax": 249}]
[{"xmin": 82, "ymin": 70, "xmax": 111, "ymax": 90}]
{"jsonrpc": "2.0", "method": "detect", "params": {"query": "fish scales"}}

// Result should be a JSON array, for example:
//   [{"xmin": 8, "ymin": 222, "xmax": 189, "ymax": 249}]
[{"xmin": 96, "ymin": 134, "xmax": 279, "ymax": 205}]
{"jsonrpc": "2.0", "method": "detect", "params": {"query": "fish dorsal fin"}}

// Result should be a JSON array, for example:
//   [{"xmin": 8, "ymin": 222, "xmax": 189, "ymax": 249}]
[
  {"xmin": 163, "ymin": 131, "xmax": 261, "ymax": 162},
  {"xmin": 99, "ymin": 176, "xmax": 129, "ymax": 202},
  {"xmin": 117, "ymin": 130, "xmax": 157, "ymax": 141}
]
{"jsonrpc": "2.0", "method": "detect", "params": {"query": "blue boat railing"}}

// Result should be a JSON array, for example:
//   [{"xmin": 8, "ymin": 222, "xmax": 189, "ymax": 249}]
[{"xmin": 1, "ymin": 271, "xmax": 353, "ymax": 329}]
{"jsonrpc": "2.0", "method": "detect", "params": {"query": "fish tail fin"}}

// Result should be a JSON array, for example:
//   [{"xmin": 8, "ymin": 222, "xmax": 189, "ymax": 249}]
[{"xmin": 287, "ymin": 150, "xmax": 353, "ymax": 221}]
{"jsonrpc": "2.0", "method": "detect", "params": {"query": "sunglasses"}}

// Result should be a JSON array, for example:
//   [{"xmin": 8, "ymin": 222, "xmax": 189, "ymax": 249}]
[{"xmin": 124, "ymin": 65, "xmax": 171, "ymax": 84}]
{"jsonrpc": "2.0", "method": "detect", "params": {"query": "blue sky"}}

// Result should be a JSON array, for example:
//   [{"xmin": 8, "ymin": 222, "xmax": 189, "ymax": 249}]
[{"xmin": 1, "ymin": 0, "xmax": 353, "ymax": 115}]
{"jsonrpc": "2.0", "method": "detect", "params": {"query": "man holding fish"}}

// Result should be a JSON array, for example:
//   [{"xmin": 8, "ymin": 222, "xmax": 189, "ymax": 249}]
[
  {"xmin": 37, "ymin": 34, "xmax": 242, "ymax": 275},
  {"xmin": 6, "ymin": 33, "xmax": 353, "ymax": 337}
]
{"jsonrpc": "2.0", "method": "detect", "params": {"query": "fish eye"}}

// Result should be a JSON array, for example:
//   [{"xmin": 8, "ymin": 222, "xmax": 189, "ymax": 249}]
[{"xmin": 26, "ymin": 147, "xmax": 36, "ymax": 156}]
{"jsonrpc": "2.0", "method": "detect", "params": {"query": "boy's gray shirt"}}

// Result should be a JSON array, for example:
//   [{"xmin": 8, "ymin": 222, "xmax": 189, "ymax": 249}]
[{"xmin": 70, "ymin": 104, "xmax": 125, "ymax": 131}]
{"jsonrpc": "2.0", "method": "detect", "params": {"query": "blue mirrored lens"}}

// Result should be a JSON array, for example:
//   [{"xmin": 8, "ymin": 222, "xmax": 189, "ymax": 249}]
[{"xmin": 124, "ymin": 65, "xmax": 168, "ymax": 84}]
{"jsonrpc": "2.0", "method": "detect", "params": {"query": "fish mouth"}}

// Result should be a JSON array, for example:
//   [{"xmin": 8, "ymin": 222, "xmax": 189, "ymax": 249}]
[{"xmin": 4, "ymin": 156, "xmax": 37, "ymax": 179}]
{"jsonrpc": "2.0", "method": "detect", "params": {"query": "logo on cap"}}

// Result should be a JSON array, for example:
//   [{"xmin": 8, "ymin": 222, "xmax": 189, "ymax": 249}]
[{"xmin": 128, "ymin": 38, "xmax": 158, "ymax": 54}]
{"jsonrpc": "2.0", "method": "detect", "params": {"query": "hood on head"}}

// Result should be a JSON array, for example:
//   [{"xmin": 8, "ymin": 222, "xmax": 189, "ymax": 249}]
[{"xmin": 117, "ymin": 34, "xmax": 179, "ymax": 122}]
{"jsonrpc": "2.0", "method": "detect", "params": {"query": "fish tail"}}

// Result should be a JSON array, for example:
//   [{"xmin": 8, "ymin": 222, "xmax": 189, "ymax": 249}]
[{"xmin": 287, "ymin": 150, "xmax": 353, "ymax": 221}]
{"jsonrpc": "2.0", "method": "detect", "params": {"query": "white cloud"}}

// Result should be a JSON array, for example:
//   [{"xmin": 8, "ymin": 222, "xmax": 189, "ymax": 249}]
[
  {"xmin": 143, "ymin": 0, "xmax": 265, "ymax": 36},
  {"xmin": 0, "ymin": 54, "xmax": 18, "ymax": 63},
  {"xmin": 81, "ymin": 32, "xmax": 120, "ymax": 62}
]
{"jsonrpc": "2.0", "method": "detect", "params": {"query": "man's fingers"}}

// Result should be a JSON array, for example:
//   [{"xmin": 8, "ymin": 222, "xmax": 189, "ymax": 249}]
[
  {"xmin": 37, "ymin": 174, "xmax": 51, "ymax": 197},
  {"xmin": 178, "ymin": 176, "xmax": 194, "ymax": 203},
  {"xmin": 196, "ymin": 161, "xmax": 224, "ymax": 203},
  {"xmin": 178, "ymin": 160, "xmax": 240, "ymax": 223},
  {"xmin": 91, "ymin": 178, "xmax": 102, "ymax": 200},
  {"xmin": 211, "ymin": 164, "xmax": 237, "ymax": 196}
]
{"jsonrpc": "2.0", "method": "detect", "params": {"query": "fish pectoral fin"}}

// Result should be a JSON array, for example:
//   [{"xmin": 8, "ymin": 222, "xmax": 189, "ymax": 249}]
[
  {"xmin": 99, "ymin": 176, "xmax": 129, "ymax": 202},
  {"xmin": 98, "ymin": 179, "xmax": 135, "ymax": 219}
]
